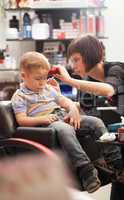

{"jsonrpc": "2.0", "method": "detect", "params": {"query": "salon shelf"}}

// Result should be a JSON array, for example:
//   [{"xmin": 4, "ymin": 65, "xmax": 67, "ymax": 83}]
[
  {"xmin": 5, "ymin": 6, "xmax": 107, "ymax": 11},
  {"xmin": 6, "ymin": 37, "xmax": 108, "ymax": 42},
  {"xmin": 6, "ymin": 38, "xmax": 72, "ymax": 41},
  {"xmin": 5, "ymin": 4, "xmax": 108, "ymax": 43}
]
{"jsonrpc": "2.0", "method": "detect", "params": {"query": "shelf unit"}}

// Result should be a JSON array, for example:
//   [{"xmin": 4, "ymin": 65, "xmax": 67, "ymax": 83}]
[
  {"xmin": 5, "ymin": 5, "xmax": 107, "ymax": 41},
  {"xmin": 6, "ymin": 36, "xmax": 108, "ymax": 41},
  {"xmin": 5, "ymin": 7, "xmax": 107, "ymax": 11}
]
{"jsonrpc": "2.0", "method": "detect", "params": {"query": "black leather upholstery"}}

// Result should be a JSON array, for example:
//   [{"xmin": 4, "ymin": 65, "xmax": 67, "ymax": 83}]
[
  {"xmin": 0, "ymin": 101, "xmax": 17, "ymax": 138},
  {"xmin": 0, "ymin": 101, "xmax": 57, "ymax": 149}
]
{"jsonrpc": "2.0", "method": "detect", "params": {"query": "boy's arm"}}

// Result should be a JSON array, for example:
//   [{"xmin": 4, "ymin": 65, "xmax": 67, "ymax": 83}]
[
  {"xmin": 15, "ymin": 112, "xmax": 58, "ymax": 127},
  {"xmin": 12, "ymin": 92, "xmax": 58, "ymax": 127},
  {"xmin": 57, "ymin": 95, "xmax": 81, "ymax": 129}
]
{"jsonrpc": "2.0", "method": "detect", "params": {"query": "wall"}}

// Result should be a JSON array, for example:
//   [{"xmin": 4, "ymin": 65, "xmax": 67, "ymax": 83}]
[{"xmin": 105, "ymin": 0, "xmax": 124, "ymax": 62}]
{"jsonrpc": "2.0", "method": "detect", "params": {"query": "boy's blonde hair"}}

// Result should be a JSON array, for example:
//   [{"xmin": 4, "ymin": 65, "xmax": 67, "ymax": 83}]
[{"xmin": 20, "ymin": 51, "xmax": 50, "ymax": 72}]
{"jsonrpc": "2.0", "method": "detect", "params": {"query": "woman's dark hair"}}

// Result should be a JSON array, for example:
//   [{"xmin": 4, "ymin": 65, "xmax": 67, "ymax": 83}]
[{"xmin": 67, "ymin": 35, "xmax": 104, "ymax": 72}]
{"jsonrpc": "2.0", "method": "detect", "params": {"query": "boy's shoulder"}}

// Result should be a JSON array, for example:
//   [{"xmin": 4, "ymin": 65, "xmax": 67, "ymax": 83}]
[
  {"xmin": 46, "ymin": 84, "xmax": 56, "ymax": 90},
  {"xmin": 12, "ymin": 87, "xmax": 23, "ymax": 96},
  {"xmin": 46, "ymin": 84, "xmax": 59, "ymax": 94},
  {"xmin": 11, "ymin": 86, "xmax": 28, "ymax": 101}
]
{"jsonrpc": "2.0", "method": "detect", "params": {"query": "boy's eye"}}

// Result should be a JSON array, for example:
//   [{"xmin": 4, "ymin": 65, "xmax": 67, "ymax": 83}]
[
  {"xmin": 34, "ymin": 76, "xmax": 47, "ymax": 81},
  {"xmin": 74, "ymin": 58, "xmax": 80, "ymax": 63}
]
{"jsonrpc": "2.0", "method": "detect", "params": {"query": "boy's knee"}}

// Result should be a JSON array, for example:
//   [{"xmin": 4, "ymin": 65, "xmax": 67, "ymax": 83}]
[
  {"xmin": 59, "ymin": 123, "xmax": 75, "ymax": 135},
  {"xmin": 50, "ymin": 121, "xmax": 75, "ymax": 134},
  {"xmin": 93, "ymin": 117, "xmax": 105, "ymax": 127}
]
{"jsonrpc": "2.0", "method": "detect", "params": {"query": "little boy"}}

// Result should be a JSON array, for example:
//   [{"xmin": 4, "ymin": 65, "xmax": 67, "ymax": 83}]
[{"xmin": 11, "ymin": 52, "xmax": 123, "ymax": 193}]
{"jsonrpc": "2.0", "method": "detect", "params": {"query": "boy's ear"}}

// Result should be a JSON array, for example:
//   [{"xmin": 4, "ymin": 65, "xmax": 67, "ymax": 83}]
[{"xmin": 20, "ymin": 71, "xmax": 25, "ymax": 80}]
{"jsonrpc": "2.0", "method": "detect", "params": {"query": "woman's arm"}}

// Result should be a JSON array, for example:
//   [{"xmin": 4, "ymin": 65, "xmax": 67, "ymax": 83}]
[
  {"xmin": 55, "ymin": 67, "xmax": 115, "ymax": 97},
  {"xmin": 64, "ymin": 78, "xmax": 115, "ymax": 97}
]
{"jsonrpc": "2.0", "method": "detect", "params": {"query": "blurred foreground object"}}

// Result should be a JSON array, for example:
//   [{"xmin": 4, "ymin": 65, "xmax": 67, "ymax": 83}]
[{"xmin": 0, "ymin": 154, "xmax": 72, "ymax": 200}]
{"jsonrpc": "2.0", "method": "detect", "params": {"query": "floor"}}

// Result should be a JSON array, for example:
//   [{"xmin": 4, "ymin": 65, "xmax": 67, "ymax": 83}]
[
  {"xmin": 70, "ymin": 184, "xmax": 111, "ymax": 200},
  {"xmin": 87, "ymin": 184, "xmax": 111, "ymax": 200}
]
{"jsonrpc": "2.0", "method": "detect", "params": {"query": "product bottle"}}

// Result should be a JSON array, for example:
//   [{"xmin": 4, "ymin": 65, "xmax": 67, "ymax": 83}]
[
  {"xmin": 32, "ymin": 12, "xmax": 40, "ymax": 24},
  {"xmin": 56, "ymin": 43, "xmax": 65, "ymax": 65},
  {"xmin": 4, "ymin": 45, "xmax": 12, "ymax": 69},
  {"xmin": 42, "ymin": 14, "xmax": 53, "ymax": 38},
  {"xmin": 10, "ymin": 0, "xmax": 17, "ymax": 9},
  {"xmin": 79, "ymin": 10, "xmax": 87, "ymax": 34},
  {"xmin": 0, "ymin": 50, "xmax": 4, "ymax": 68},
  {"xmin": 23, "ymin": 12, "xmax": 32, "ymax": 38},
  {"xmin": 87, "ymin": 10, "xmax": 96, "ymax": 35},
  {"xmin": 96, "ymin": 11, "xmax": 104, "ymax": 37},
  {"xmin": 9, "ymin": 15, "xmax": 19, "ymax": 31},
  {"xmin": 72, "ymin": 13, "xmax": 78, "ymax": 30}
]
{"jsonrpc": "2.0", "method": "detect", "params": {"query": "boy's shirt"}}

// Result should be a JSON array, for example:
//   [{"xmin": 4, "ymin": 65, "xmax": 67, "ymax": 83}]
[{"xmin": 11, "ymin": 83, "xmax": 62, "ymax": 117}]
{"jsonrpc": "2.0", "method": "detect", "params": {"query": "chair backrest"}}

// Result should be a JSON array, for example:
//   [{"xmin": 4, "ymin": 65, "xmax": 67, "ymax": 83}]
[
  {"xmin": 0, "ymin": 101, "xmax": 17, "ymax": 138},
  {"xmin": 117, "ymin": 84, "xmax": 124, "ymax": 116}
]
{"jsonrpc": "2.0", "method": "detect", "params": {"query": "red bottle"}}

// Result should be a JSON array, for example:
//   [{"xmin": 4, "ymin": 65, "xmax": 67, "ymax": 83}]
[
  {"xmin": 87, "ymin": 11, "xmax": 96, "ymax": 35},
  {"xmin": 16, "ymin": 0, "xmax": 21, "ymax": 7},
  {"xmin": 96, "ymin": 11, "xmax": 104, "ymax": 37},
  {"xmin": 118, "ymin": 127, "xmax": 124, "ymax": 142}
]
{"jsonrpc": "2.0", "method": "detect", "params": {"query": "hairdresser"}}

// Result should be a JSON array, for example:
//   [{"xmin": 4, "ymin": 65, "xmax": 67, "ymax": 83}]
[{"xmin": 55, "ymin": 34, "xmax": 124, "ymax": 200}]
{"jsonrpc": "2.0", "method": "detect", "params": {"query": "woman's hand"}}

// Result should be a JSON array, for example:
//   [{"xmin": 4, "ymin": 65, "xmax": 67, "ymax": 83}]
[
  {"xmin": 47, "ymin": 78, "xmax": 61, "ymax": 93},
  {"xmin": 54, "ymin": 66, "xmax": 72, "ymax": 83}
]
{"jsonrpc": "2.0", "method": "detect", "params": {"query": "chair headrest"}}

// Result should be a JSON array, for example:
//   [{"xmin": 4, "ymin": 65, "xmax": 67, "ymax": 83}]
[{"xmin": 0, "ymin": 101, "xmax": 17, "ymax": 138}]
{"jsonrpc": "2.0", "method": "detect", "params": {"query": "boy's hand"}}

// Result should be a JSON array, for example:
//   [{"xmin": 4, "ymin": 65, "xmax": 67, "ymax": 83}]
[
  {"xmin": 44, "ymin": 114, "xmax": 59, "ymax": 124},
  {"xmin": 64, "ymin": 106, "xmax": 80, "ymax": 130},
  {"xmin": 47, "ymin": 78, "xmax": 61, "ymax": 93}
]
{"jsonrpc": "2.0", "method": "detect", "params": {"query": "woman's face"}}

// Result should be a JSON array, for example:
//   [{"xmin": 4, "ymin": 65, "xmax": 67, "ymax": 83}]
[{"xmin": 69, "ymin": 53, "xmax": 86, "ymax": 77}]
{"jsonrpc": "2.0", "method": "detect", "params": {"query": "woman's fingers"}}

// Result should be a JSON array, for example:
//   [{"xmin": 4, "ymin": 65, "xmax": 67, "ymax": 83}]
[{"xmin": 54, "ymin": 66, "xmax": 71, "ymax": 82}]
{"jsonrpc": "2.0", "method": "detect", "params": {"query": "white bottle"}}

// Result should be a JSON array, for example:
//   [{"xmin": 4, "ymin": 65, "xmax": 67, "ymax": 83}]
[
  {"xmin": 32, "ymin": 12, "xmax": 40, "ymax": 24},
  {"xmin": 4, "ymin": 55, "xmax": 12, "ymax": 69},
  {"xmin": 4, "ymin": 45, "xmax": 12, "ymax": 69}
]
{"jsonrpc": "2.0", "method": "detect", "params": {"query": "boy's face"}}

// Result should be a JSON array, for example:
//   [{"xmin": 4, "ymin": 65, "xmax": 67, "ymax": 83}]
[{"xmin": 21, "ymin": 67, "xmax": 48, "ymax": 92}]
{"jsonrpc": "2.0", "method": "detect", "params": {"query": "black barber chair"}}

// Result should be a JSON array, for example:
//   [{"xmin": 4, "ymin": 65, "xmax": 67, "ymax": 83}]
[
  {"xmin": 0, "ymin": 100, "xmax": 57, "ymax": 157},
  {"xmin": 0, "ymin": 100, "xmax": 112, "ymax": 187}
]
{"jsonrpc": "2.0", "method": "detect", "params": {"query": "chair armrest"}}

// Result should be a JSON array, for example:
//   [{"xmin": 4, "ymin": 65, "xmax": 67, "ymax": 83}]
[
  {"xmin": 0, "ymin": 138, "xmax": 55, "ymax": 157},
  {"xmin": 96, "ymin": 139, "xmax": 123, "ymax": 146},
  {"xmin": 96, "ymin": 107, "xmax": 121, "ymax": 125},
  {"xmin": 14, "ymin": 127, "xmax": 57, "ymax": 149},
  {"xmin": 96, "ymin": 106, "xmax": 117, "ymax": 110}
]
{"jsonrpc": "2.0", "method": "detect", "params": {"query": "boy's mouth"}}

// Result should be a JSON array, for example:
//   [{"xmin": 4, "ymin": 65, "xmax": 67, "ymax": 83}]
[{"xmin": 39, "ymin": 86, "xmax": 45, "ymax": 90}]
